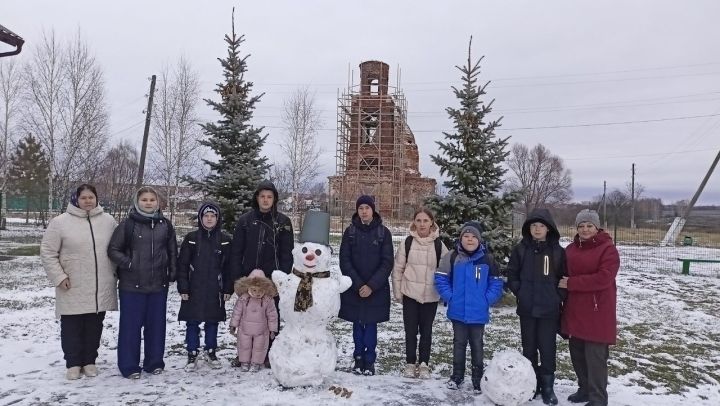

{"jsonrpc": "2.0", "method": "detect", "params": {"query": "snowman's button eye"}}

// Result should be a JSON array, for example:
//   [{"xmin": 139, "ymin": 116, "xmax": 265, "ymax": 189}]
[
  {"xmin": 315, "ymin": 249, "xmax": 322, "ymax": 256},
  {"xmin": 302, "ymin": 247, "xmax": 308, "ymax": 253}
]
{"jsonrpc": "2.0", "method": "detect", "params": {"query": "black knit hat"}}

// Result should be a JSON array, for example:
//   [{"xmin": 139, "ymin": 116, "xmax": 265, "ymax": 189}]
[{"xmin": 356, "ymin": 195, "xmax": 376, "ymax": 213}]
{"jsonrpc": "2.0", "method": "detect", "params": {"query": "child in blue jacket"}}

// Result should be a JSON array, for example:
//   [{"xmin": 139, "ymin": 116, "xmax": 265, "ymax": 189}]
[{"xmin": 435, "ymin": 221, "xmax": 504, "ymax": 393}]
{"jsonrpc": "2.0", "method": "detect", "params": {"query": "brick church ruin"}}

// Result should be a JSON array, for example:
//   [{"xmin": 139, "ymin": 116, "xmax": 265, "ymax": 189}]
[{"xmin": 329, "ymin": 61, "xmax": 436, "ymax": 221}]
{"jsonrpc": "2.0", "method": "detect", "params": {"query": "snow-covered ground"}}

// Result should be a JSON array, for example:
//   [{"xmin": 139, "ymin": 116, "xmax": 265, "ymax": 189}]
[{"xmin": 1, "ymin": 226, "xmax": 719, "ymax": 405}]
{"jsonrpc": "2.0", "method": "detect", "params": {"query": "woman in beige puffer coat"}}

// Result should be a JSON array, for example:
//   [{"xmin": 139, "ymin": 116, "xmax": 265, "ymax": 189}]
[
  {"xmin": 392, "ymin": 207, "xmax": 448, "ymax": 379},
  {"xmin": 41, "ymin": 184, "xmax": 117, "ymax": 380}
]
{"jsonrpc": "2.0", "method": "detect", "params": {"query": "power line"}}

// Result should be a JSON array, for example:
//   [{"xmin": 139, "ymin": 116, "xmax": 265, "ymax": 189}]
[
  {"xmin": 564, "ymin": 147, "xmax": 719, "ymax": 161},
  {"xmin": 500, "ymin": 113, "xmax": 720, "ymax": 131}
]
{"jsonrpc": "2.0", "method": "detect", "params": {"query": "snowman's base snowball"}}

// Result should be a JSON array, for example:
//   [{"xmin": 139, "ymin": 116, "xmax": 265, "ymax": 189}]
[
  {"xmin": 269, "ymin": 326, "xmax": 337, "ymax": 388},
  {"xmin": 480, "ymin": 349, "xmax": 535, "ymax": 406}
]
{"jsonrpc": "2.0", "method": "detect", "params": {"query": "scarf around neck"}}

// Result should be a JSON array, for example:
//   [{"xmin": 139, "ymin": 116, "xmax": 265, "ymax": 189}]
[{"xmin": 292, "ymin": 268, "xmax": 330, "ymax": 312}]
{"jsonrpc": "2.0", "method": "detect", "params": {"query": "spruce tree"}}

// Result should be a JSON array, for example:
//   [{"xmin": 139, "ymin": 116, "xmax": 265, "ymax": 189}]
[
  {"xmin": 8, "ymin": 134, "xmax": 50, "ymax": 221},
  {"xmin": 426, "ymin": 38, "xmax": 518, "ymax": 264},
  {"xmin": 191, "ymin": 11, "xmax": 269, "ymax": 232}
]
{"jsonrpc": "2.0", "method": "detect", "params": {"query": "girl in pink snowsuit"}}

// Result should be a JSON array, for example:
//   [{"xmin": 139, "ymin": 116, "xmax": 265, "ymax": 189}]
[{"xmin": 229, "ymin": 269, "xmax": 278, "ymax": 372}]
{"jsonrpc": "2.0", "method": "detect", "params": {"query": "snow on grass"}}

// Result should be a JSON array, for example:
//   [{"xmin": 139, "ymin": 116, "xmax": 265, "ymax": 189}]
[{"xmin": 0, "ymin": 240, "xmax": 719, "ymax": 405}]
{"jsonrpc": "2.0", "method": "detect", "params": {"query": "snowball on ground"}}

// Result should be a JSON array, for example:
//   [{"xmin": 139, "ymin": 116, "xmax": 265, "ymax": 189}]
[{"xmin": 480, "ymin": 349, "xmax": 536, "ymax": 406}]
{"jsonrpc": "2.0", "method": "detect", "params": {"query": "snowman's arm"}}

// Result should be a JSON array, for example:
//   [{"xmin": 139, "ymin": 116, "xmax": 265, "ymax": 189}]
[
  {"xmin": 271, "ymin": 270, "xmax": 290, "ymax": 289},
  {"xmin": 338, "ymin": 275, "xmax": 352, "ymax": 293}
]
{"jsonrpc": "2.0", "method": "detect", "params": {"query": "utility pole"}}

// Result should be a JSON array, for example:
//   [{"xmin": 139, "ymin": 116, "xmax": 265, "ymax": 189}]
[
  {"xmin": 602, "ymin": 180, "xmax": 607, "ymax": 229},
  {"xmin": 630, "ymin": 163, "xmax": 636, "ymax": 229},
  {"xmin": 136, "ymin": 74, "xmax": 156, "ymax": 189}
]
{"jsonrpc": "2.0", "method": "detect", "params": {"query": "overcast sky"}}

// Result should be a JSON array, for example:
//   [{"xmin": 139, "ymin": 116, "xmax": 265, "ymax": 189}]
[{"xmin": 3, "ymin": 0, "xmax": 720, "ymax": 204}]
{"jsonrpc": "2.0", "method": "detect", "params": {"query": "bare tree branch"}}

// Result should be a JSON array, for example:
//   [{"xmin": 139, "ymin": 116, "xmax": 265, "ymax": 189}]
[
  {"xmin": 277, "ymin": 87, "xmax": 322, "ymax": 218},
  {"xmin": 149, "ymin": 56, "xmax": 203, "ymax": 221},
  {"xmin": 507, "ymin": 143, "xmax": 573, "ymax": 214}
]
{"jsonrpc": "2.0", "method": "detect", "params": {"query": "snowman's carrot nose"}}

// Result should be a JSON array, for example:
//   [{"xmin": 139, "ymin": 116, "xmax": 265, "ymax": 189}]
[{"xmin": 305, "ymin": 253, "xmax": 315, "ymax": 261}]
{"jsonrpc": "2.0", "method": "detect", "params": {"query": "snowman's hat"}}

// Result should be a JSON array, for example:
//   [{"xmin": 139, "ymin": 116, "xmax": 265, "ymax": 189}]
[{"xmin": 299, "ymin": 211, "xmax": 330, "ymax": 246}]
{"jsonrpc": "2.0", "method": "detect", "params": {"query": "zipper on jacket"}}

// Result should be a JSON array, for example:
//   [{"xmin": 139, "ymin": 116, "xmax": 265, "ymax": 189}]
[
  {"xmin": 151, "ymin": 220, "xmax": 155, "ymax": 283},
  {"xmin": 256, "ymin": 223, "xmax": 265, "ymax": 270},
  {"xmin": 543, "ymin": 255, "xmax": 549, "ymax": 276},
  {"xmin": 87, "ymin": 214, "xmax": 99, "ymax": 313},
  {"xmin": 593, "ymin": 294, "xmax": 598, "ymax": 311}
]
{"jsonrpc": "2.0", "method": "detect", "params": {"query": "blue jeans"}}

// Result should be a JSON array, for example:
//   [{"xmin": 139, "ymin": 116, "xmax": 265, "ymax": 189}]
[
  {"xmin": 118, "ymin": 289, "xmax": 168, "ymax": 377},
  {"xmin": 352, "ymin": 322, "xmax": 378, "ymax": 365},
  {"xmin": 186, "ymin": 321, "xmax": 219, "ymax": 352}
]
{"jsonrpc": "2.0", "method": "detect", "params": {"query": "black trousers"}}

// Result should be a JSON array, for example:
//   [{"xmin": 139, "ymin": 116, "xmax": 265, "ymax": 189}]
[
  {"xmin": 519, "ymin": 316, "xmax": 558, "ymax": 375},
  {"xmin": 402, "ymin": 296, "xmax": 438, "ymax": 364},
  {"xmin": 451, "ymin": 321, "xmax": 485, "ymax": 380},
  {"xmin": 60, "ymin": 312, "xmax": 106, "ymax": 368},
  {"xmin": 569, "ymin": 337, "xmax": 609, "ymax": 406}
]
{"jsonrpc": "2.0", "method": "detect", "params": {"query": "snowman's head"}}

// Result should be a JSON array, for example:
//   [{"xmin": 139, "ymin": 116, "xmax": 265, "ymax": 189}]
[{"xmin": 293, "ymin": 242, "xmax": 331, "ymax": 272}]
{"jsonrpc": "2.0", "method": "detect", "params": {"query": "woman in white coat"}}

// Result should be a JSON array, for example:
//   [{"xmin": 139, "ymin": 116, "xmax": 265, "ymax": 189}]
[{"xmin": 41, "ymin": 184, "xmax": 118, "ymax": 380}]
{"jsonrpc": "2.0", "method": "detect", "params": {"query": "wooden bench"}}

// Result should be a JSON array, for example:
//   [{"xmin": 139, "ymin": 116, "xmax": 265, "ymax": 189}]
[{"xmin": 677, "ymin": 258, "xmax": 720, "ymax": 275}]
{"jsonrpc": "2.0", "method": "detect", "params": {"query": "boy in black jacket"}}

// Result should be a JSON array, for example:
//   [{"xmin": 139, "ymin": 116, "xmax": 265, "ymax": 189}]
[
  {"xmin": 177, "ymin": 202, "xmax": 233, "ymax": 370},
  {"xmin": 507, "ymin": 208, "xmax": 567, "ymax": 405}
]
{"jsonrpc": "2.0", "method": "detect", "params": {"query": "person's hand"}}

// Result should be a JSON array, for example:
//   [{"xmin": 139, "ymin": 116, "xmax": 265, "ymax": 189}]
[
  {"xmin": 359, "ymin": 285, "xmax": 372, "ymax": 298},
  {"xmin": 393, "ymin": 296, "xmax": 403, "ymax": 304},
  {"xmin": 230, "ymin": 326, "xmax": 237, "ymax": 336},
  {"xmin": 558, "ymin": 277, "xmax": 569, "ymax": 289},
  {"xmin": 59, "ymin": 278, "xmax": 71, "ymax": 289},
  {"xmin": 223, "ymin": 294, "xmax": 231, "ymax": 301},
  {"xmin": 181, "ymin": 294, "xmax": 189, "ymax": 301},
  {"xmin": 270, "ymin": 332, "xmax": 276, "ymax": 339}
]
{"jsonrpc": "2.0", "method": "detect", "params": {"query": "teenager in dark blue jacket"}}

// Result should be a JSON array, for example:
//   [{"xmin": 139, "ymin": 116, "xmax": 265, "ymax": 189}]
[
  {"xmin": 339, "ymin": 195, "xmax": 394, "ymax": 376},
  {"xmin": 435, "ymin": 221, "xmax": 504, "ymax": 393}
]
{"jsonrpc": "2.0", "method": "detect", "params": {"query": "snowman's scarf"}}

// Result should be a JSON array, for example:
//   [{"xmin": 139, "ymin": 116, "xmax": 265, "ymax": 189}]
[{"xmin": 292, "ymin": 268, "xmax": 330, "ymax": 312}]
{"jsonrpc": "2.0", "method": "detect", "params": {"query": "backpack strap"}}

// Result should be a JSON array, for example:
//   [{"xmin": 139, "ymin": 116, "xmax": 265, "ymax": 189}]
[
  {"xmin": 434, "ymin": 238, "xmax": 443, "ymax": 268},
  {"xmin": 404, "ymin": 236, "xmax": 413, "ymax": 260},
  {"xmin": 449, "ymin": 250, "xmax": 459, "ymax": 280}
]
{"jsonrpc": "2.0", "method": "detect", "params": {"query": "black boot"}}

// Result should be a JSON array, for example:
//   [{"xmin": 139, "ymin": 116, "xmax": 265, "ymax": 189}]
[
  {"xmin": 540, "ymin": 374, "xmax": 558, "ymax": 405},
  {"xmin": 533, "ymin": 367, "xmax": 541, "ymax": 399},
  {"xmin": 567, "ymin": 389, "xmax": 589, "ymax": 403},
  {"xmin": 471, "ymin": 366, "xmax": 483, "ymax": 394},
  {"xmin": 352, "ymin": 356, "xmax": 364, "ymax": 375}
]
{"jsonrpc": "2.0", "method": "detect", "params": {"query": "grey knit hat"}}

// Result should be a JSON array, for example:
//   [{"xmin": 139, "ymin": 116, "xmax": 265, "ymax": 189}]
[
  {"xmin": 575, "ymin": 209, "xmax": 601, "ymax": 229},
  {"xmin": 459, "ymin": 221, "xmax": 483, "ymax": 241}
]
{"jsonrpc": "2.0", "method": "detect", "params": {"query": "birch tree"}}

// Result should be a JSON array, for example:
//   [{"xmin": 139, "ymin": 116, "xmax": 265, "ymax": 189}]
[
  {"xmin": 276, "ymin": 87, "xmax": 322, "ymax": 219},
  {"xmin": 0, "ymin": 58, "xmax": 23, "ymax": 227},
  {"xmin": 23, "ymin": 29, "xmax": 108, "ymax": 215},
  {"xmin": 149, "ymin": 57, "xmax": 203, "ymax": 221}
]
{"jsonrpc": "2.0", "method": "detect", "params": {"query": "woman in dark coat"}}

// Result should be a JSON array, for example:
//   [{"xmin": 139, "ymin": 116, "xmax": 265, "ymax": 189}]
[
  {"xmin": 339, "ymin": 195, "xmax": 394, "ymax": 376},
  {"xmin": 107, "ymin": 186, "xmax": 177, "ymax": 379},
  {"xmin": 507, "ymin": 208, "xmax": 567, "ymax": 405},
  {"xmin": 560, "ymin": 209, "xmax": 620, "ymax": 406},
  {"xmin": 177, "ymin": 202, "xmax": 233, "ymax": 369}
]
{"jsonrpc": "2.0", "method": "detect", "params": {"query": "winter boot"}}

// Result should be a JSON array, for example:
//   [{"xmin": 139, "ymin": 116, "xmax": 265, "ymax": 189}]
[
  {"xmin": 205, "ymin": 349, "xmax": 221, "ymax": 369},
  {"xmin": 230, "ymin": 356, "xmax": 242, "ymax": 368},
  {"xmin": 533, "ymin": 367, "xmax": 541, "ymax": 399},
  {"xmin": 352, "ymin": 356, "xmax": 364, "ymax": 375},
  {"xmin": 471, "ymin": 365, "xmax": 483, "ymax": 394},
  {"xmin": 446, "ymin": 376, "xmax": 463, "ymax": 390},
  {"xmin": 82, "ymin": 364, "xmax": 98, "ymax": 377},
  {"xmin": 239, "ymin": 362, "xmax": 251, "ymax": 372},
  {"xmin": 66, "ymin": 366, "xmax": 81, "ymax": 380},
  {"xmin": 540, "ymin": 374, "xmax": 558, "ymax": 405},
  {"xmin": 249, "ymin": 363, "xmax": 262, "ymax": 372},
  {"xmin": 362, "ymin": 363, "xmax": 375, "ymax": 376},
  {"xmin": 185, "ymin": 350, "xmax": 199, "ymax": 371},
  {"xmin": 402, "ymin": 363, "xmax": 417, "ymax": 378},
  {"xmin": 567, "ymin": 389, "xmax": 589, "ymax": 403},
  {"xmin": 417, "ymin": 362, "xmax": 431, "ymax": 379}
]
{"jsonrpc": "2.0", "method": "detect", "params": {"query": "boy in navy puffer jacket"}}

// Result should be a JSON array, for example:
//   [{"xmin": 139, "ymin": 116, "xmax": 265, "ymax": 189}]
[{"xmin": 435, "ymin": 221, "xmax": 504, "ymax": 393}]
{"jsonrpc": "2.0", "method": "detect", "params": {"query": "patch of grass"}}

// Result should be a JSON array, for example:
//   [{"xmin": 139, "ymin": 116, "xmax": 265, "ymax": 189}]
[{"xmin": 2, "ymin": 244, "xmax": 40, "ymax": 256}]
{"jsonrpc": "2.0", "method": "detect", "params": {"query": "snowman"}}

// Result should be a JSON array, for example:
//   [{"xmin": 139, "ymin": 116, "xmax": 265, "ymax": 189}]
[{"xmin": 269, "ymin": 211, "xmax": 352, "ymax": 387}]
